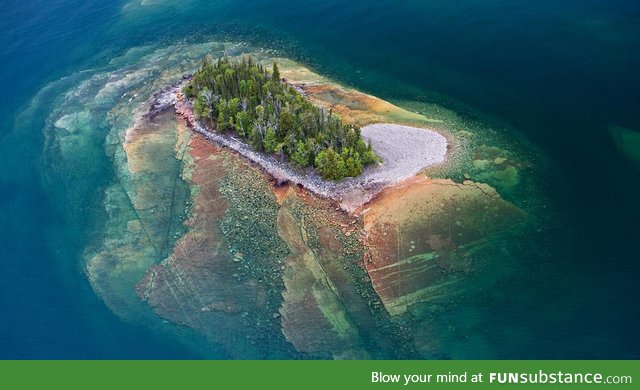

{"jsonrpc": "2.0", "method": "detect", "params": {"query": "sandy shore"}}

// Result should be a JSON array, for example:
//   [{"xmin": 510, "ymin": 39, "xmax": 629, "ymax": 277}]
[{"xmin": 157, "ymin": 83, "xmax": 448, "ymax": 212}]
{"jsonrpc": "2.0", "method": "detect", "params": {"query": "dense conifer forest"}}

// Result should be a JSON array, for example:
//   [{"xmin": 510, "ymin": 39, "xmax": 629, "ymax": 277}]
[{"xmin": 184, "ymin": 56, "xmax": 379, "ymax": 179}]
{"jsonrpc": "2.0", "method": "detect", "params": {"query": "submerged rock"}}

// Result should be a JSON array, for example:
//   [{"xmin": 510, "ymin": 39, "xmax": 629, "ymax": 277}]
[
  {"xmin": 362, "ymin": 176, "xmax": 526, "ymax": 317},
  {"xmin": 137, "ymin": 134, "xmax": 280, "ymax": 358},
  {"xmin": 41, "ymin": 41, "xmax": 538, "ymax": 359}
]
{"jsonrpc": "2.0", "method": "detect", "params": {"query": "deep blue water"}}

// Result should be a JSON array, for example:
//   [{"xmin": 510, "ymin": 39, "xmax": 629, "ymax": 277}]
[{"xmin": 0, "ymin": 0, "xmax": 638, "ymax": 358}]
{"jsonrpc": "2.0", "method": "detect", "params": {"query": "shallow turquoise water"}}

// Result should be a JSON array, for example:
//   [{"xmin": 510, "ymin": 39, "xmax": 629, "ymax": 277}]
[{"xmin": 0, "ymin": 0, "xmax": 638, "ymax": 358}]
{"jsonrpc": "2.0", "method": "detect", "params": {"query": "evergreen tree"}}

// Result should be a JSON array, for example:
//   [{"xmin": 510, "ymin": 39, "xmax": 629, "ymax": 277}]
[
  {"xmin": 279, "ymin": 109, "xmax": 296, "ymax": 139},
  {"xmin": 264, "ymin": 127, "xmax": 279, "ymax": 153},
  {"xmin": 291, "ymin": 141, "xmax": 310, "ymax": 167},
  {"xmin": 315, "ymin": 147, "xmax": 345, "ymax": 180},
  {"xmin": 362, "ymin": 142, "xmax": 379, "ymax": 165},
  {"xmin": 216, "ymin": 99, "xmax": 229, "ymax": 132}
]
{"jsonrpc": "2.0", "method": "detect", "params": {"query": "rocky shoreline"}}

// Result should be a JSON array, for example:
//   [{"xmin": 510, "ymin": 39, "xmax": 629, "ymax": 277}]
[{"xmin": 155, "ymin": 81, "xmax": 448, "ymax": 213}]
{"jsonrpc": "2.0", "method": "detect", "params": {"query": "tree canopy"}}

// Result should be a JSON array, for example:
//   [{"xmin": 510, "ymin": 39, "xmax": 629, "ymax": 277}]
[{"xmin": 184, "ymin": 56, "xmax": 379, "ymax": 180}]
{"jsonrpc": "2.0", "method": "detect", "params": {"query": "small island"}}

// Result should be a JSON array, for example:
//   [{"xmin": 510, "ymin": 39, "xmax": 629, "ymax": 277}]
[
  {"xmin": 42, "ymin": 40, "xmax": 533, "ymax": 360},
  {"xmin": 183, "ymin": 56, "xmax": 379, "ymax": 180},
  {"xmin": 164, "ymin": 54, "xmax": 449, "ymax": 211}
]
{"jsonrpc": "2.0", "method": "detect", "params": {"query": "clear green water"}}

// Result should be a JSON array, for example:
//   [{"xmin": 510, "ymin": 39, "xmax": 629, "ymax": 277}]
[{"xmin": 0, "ymin": 0, "xmax": 638, "ymax": 358}]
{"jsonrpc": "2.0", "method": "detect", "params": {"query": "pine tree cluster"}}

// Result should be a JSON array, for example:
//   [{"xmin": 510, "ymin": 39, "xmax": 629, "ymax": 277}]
[{"xmin": 184, "ymin": 56, "xmax": 379, "ymax": 180}]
